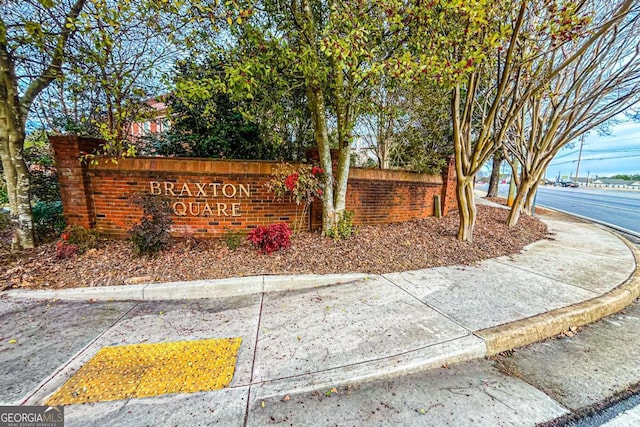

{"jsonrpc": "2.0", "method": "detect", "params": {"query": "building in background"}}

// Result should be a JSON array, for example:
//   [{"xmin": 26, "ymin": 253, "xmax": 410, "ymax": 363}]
[{"xmin": 128, "ymin": 98, "xmax": 169, "ymax": 141}]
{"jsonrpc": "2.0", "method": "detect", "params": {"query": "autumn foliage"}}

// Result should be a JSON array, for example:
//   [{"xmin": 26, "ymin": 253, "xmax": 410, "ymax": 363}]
[
  {"xmin": 265, "ymin": 163, "xmax": 324, "ymax": 234},
  {"xmin": 247, "ymin": 222, "xmax": 292, "ymax": 255}
]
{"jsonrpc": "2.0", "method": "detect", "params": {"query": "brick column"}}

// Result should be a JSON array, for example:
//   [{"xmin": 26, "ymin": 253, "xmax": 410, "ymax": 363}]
[
  {"xmin": 441, "ymin": 157, "xmax": 458, "ymax": 216},
  {"xmin": 50, "ymin": 136, "xmax": 104, "ymax": 229}
]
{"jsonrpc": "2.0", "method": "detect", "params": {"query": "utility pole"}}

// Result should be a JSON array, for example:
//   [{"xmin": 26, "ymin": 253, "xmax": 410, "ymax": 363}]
[{"xmin": 574, "ymin": 135, "xmax": 585, "ymax": 184}]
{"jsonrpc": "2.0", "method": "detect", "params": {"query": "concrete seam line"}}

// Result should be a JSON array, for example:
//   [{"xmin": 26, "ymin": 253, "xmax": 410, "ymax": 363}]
[
  {"xmin": 244, "ymin": 291, "xmax": 264, "ymax": 427},
  {"xmin": 19, "ymin": 301, "xmax": 142, "ymax": 405},
  {"xmin": 380, "ymin": 274, "xmax": 474, "ymax": 334},
  {"xmin": 477, "ymin": 240, "xmax": 640, "ymax": 356}
]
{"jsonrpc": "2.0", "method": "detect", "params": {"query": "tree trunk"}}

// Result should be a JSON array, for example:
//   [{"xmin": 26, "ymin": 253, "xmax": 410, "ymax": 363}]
[
  {"xmin": 10, "ymin": 138, "xmax": 34, "ymax": 249},
  {"xmin": 523, "ymin": 180, "xmax": 540, "ymax": 215},
  {"xmin": 487, "ymin": 152, "xmax": 502, "ymax": 198},
  {"xmin": 451, "ymin": 83, "xmax": 477, "ymax": 242},
  {"xmin": 328, "ymin": 43, "xmax": 353, "ymax": 231},
  {"xmin": 0, "ymin": 104, "xmax": 35, "ymax": 249},
  {"xmin": 334, "ymin": 142, "xmax": 350, "ymax": 214},
  {"xmin": 456, "ymin": 177, "xmax": 476, "ymax": 241},
  {"xmin": 1, "ymin": 0, "xmax": 86, "ymax": 249},
  {"xmin": 378, "ymin": 146, "xmax": 389, "ymax": 169},
  {"xmin": 377, "ymin": 118, "xmax": 390, "ymax": 169},
  {"xmin": 506, "ymin": 176, "xmax": 537, "ymax": 226},
  {"xmin": 298, "ymin": 0, "xmax": 352, "ymax": 235},
  {"xmin": 506, "ymin": 188, "xmax": 525, "ymax": 226},
  {"xmin": 1, "ymin": 37, "xmax": 35, "ymax": 250},
  {"xmin": 0, "ymin": 127, "xmax": 18, "ymax": 212},
  {"xmin": 307, "ymin": 85, "xmax": 337, "ymax": 233}
]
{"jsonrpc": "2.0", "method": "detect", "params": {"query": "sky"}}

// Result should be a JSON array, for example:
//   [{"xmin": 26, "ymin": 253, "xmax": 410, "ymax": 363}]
[{"xmin": 544, "ymin": 119, "xmax": 640, "ymax": 181}]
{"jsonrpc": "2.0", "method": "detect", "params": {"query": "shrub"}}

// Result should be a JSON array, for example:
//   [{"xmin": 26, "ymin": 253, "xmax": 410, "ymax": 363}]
[
  {"xmin": 223, "ymin": 229, "xmax": 243, "ymax": 250},
  {"xmin": 29, "ymin": 166, "xmax": 61, "ymax": 203},
  {"xmin": 0, "ymin": 179, "xmax": 8, "ymax": 205},
  {"xmin": 32, "ymin": 200, "xmax": 66, "ymax": 243},
  {"xmin": 266, "ymin": 163, "xmax": 325, "ymax": 205},
  {"xmin": 179, "ymin": 230, "xmax": 203, "ymax": 251},
  {"xmin": 129, "ymin": 194, "xmax": 173, "ymax": 256},
  {"xmin": 265, "ymin": 163, "xmax": 324, "ymax": 234},
  {"xmin": 55, "ymin": 233, "xmax": 78, "ymax": 259},
  {"xmin": 247, "ymin": 223, "xmax": 292, "ymax": 254},
  {"xmin": 64, "ymin": 225, "xmax": 100, "ymax": 252},
  {"xmin": 55, "ymin": 241, "xmax": 79, "ymax": 259},
  {"xmin": 22, "ymin": 134, "xmax": 66, "ymax": 243},
  {"xmin": 326, "ymin": 210, "xmax": 357, "ymax": 240},
  {"xmin": 24, "ymin": 137, "xmax": 62, "ymax": 203}
]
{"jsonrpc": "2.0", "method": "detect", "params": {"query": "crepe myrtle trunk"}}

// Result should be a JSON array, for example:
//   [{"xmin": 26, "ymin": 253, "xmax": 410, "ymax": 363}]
[
  {"xmin": 456, "ymin": 176, "xmax": 477, "ymax": 241},
  {"xmin": 487, "ymin": 152, "xmax": 502, "ymax": 198},
  {"xmin": 506, "ymin": 172, "xmax": 542, "ymax": 226},
  {"xmin": 451, "ymin": 82, "xmax": 481, "ymax": 242},
  {"xmin": 507, "ymin": 170, "xmax": 542, "ymax": 227},
  {"xmin": 523, "ymin": 180, "xmax": 540, "ymax": 215}
]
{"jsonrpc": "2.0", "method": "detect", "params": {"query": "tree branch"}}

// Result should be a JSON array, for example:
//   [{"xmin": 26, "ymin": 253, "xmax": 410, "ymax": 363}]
[{"xmin": 20, "ymin": 0, "xmax": 87, "ymax": 115}]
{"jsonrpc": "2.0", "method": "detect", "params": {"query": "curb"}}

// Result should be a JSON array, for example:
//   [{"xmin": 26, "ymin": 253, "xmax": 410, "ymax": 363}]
[
  {"xmin": 476, "ymin": 234, "xmax": 640, "ymax": 355},
  {"xmin": 6, "ymin": 215, "xmax": 639, "ymax": 407},
  {"xmin": 250, "ymin": 335, "xmax": 487, "ymax": 402}
]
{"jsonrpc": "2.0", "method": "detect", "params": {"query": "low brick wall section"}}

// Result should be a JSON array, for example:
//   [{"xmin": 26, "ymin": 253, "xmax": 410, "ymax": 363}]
[
  {"xmin": 349, "ymin": 168, "xmax": 449, "ymax": 223},
  {"xmin": 51, "ymin": 136, "xmax": 457, "ymax": 238}
]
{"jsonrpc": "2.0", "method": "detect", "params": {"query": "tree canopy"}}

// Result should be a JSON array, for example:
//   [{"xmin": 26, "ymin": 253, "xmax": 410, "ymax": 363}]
[
  {"xmin": 1, "ymin": 0, "xmax": 87, "ymax": 248},
  {"xmin": 3, "ymin": 0, "xmax": 639, "ymax": 247}
]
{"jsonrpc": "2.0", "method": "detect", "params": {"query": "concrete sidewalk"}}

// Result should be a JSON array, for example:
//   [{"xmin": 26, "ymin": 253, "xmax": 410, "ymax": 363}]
[{"xmin": 1, "ymin": 211, "xmax": 639, "ymax": 426}]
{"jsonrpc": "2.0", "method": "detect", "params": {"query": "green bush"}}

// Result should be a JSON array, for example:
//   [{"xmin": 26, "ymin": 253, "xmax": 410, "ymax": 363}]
[
  {"xmin": 129, "ymin": 194, "xmax": 173, "ymax": 256},
  {"xmin": 29, "ymin": 168, "xmax": 61, "ymax": 203},
  {"xmin": 138, "ymin": 57, "xmax": 287, "ymax": 161},
  {"xmin": 325, "ymin": 210, "xmax": 357, "ymax": 240},
  {"xmin": 21, "ymin": 134, "xmax": 66, "ymax": 243},
  {"xmin": 0, "ymin": 179, "xmax": 8, "ymax": 205},
  {"xmin": 64, "ymin": 225, "xmax": 100, "ymax": 252},
  {"xmin": 32, "ymin": 201, "xmax": 66, "ymax": 243},
  {"xmin": 223, "ymin": 229, "xmax": 243, "ymax": 250}
]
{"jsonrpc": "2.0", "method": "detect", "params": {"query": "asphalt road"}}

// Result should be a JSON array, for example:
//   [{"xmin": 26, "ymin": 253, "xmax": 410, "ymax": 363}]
[
  {"xmin": 477, "ymin": 184, "xmax": 640, "ymax": 424},
  {"xmin": 478, "ymin": 184, "xmax": 640, "ymax": 237}
]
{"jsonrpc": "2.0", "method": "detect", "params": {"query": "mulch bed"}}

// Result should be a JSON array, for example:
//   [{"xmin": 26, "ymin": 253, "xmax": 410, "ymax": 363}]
[{"xmin": 0, "ymin": 205, "xmax": 549, "ymax": 290}]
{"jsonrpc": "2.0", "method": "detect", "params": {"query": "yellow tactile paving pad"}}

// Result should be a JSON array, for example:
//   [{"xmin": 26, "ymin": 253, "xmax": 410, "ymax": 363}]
[{"xmin": 46, "ymin": 337, "xmax": 242, "ymax": 405}]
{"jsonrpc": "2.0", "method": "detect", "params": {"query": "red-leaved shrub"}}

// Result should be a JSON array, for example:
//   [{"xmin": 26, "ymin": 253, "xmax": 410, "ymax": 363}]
[
  {"xmin": 55, "ymin": 241, "xmax": 78, "ymax": 259},
  {"xmin": 247, "ymin": 223, "xmax": 292, "ymax": 254}
]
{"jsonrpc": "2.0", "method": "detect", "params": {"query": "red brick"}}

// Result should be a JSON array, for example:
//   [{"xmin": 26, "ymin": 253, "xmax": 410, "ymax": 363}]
[{"xmin": 51, "ymin": 137, "xmax": 458, "ymax": 238}]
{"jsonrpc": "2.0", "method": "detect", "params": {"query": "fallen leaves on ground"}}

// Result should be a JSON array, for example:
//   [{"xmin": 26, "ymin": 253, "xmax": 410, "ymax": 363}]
[
  {"xmin": 557, "ymin": 325, "xmax": 582, "ymax": 339},
  {"xmin": 1, "ymin": 205, "xmax": 549, "ymax": 290}
]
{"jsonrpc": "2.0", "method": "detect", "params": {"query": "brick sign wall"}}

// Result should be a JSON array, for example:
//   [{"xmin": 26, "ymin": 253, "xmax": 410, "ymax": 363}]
[{"xmin": 51, "ymin": 136, "xmax": 457, "ymax": 238}]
